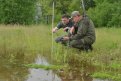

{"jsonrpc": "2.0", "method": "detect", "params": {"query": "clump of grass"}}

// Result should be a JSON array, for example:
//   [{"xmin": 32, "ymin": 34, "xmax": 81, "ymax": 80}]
[
  {"xmin": 24, "ymin": 64, "xmax": 64, "ymax": 70},
  {"xmin": 92, "ymin": 72, "xmax": 111, "ymax": 79}
]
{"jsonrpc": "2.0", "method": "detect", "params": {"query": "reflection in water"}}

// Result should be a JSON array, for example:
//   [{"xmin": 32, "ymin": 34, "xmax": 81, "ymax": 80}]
[
  {"xmin": 25, "ymin": 56, "xmax": 61, "ymax": 81},
  {"xmin": 0, "ymin": 51, "xmax": 28, "ymax": 81},
  {"xmin": 58, "ymin": 67, "xmax": 93, "ymax": 81},
  {"xmin": 0, "ymin": 53, "xmax": 110, "ymax": 81},
  {"xmin": 93, "ymin": 79, "xmax": 110, "ymax": 81}
]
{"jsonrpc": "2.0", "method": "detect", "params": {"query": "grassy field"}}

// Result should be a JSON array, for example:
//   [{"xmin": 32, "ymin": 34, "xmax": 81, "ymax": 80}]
[{"xmin": 0, "ymin": 24, "xmax": 121, "ymax": 81}]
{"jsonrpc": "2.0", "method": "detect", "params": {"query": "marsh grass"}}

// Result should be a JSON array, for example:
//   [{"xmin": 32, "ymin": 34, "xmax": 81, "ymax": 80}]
[
  {"xmin": 0, "ymin": 25, "xmax": 121, "ymax": 80},
  {"xmin": 92, "ymin": 72, "xmax": 121, "ymax": 81}
]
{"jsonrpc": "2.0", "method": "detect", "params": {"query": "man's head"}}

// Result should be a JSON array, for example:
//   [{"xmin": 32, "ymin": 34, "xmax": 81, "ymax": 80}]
[
  {"xmin": 61, "ymin": 14, "xmax": 70, "ymax": 25},
  {"xmin": 71, "ymin": 11, "xmax": 83, "ymax": 23}
]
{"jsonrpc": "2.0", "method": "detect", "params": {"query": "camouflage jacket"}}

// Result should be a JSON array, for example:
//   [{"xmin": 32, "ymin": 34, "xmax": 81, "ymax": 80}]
[{"xmin": 70, "ymin": 17, "xmax": 96, "ymax": 44}]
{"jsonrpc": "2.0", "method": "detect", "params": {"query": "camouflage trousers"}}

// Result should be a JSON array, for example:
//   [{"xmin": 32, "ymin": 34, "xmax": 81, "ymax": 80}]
[
  {"xmin": 55, "ymin": 36, "xmax": 93, "ymax": 51},
  {"xmin": 55, "ymin": 36, "xmax": 84, "ymax": 48},
  {"xmin": 70, "ymin": 39, "xmax": 93, "ymax": 51}
]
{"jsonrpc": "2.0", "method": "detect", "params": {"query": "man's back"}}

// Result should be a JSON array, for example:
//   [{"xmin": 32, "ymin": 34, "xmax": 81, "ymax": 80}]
[{"xmin": 82, "ymin": 16, "xmax": 96, "ymax": 44}]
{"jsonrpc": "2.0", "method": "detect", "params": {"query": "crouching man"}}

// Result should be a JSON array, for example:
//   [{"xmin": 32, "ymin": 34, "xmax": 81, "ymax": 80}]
[
  {"xmin": 52, "ymin": 14, "xmax": 74, "ymax": 45},
  {"xmin": 63, "ymin": 11, "xmax": 96, "ymax": 51}
]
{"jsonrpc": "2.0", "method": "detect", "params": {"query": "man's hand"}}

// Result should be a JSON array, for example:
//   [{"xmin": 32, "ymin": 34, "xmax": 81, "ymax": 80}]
[
  {"xmin": 63, "ymin": 27, "xmax": 69, "ymax": 32},
  {"xmin": 52, "ymin": 27, "xmax": 58, "ymax": 33},
  {"xmin": 63, "ymin": 36, "xmax": 69, "ymax": 41},
  {"xmin": 70, "ymin": 26, "xmax": 75, "ymax": 34}
]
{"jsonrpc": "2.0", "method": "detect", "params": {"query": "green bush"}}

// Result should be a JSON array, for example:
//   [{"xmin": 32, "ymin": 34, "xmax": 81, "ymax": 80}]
[
  {"xmin": 0, "ymin": 0, "xmax": 37, "ymax": 25},
  {"xmin": 87, "ymin": 0, "xmax": 121, "ymax": 27}
]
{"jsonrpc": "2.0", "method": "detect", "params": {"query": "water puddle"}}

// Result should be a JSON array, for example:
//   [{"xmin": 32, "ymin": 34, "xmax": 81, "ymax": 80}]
[{"xmin": 0, "ymin": 54, "xmax": 111, "ymax": 81}]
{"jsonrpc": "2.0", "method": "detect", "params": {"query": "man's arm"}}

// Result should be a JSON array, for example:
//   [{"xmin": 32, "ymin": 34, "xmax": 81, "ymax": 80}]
[
  {"xmin": 52, "ymin": 22, "xmax": 64, "ymax": 33},
  {"xmin": 63, "ymin": 27, "xmax": 70, "ymax": 32},
  {"xmin": 70, "ymin": 22, "xmax": 88, "ymax": 40}
]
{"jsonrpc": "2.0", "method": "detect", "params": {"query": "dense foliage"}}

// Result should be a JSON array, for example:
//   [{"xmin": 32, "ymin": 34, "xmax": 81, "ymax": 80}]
[
  {"xmin": 88, "ymin": 0, "xmax": 121, "ymax": 27},
  {"xmin": 0, "ymin": 0, "xmax": 120, "ymax": 27},
  {"xmin": 0, "ymin": 0, "xmax": 36, "ymax": 25}
]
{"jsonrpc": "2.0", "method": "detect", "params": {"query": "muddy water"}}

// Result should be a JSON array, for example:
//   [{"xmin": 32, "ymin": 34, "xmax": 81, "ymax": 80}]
[
  {"xmin": 25, "ymin": 56, "xmax": 61, "ymax": 81},
  {"xmin": 0, "ymin": 54, "xmax": 110, "ymax": 81}
]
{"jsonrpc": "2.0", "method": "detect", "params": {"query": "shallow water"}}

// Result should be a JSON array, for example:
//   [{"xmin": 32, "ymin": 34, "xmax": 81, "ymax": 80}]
[
  {"xmin": 25, "ymin": 56, "xmax": 61, "ymax": 81},
  {"xmin": 0, "ymin": 53, "xmax": 111, "ymax": 81}
]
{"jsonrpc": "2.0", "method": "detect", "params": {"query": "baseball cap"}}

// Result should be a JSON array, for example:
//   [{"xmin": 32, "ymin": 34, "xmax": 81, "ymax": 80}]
[{"xmin": 71, "ymin": 11, "xmax": 80, "ymax": 18}]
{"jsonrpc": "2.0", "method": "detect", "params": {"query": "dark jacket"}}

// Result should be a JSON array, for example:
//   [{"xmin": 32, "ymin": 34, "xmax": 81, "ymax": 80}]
[{"xmin": 57, "ymin": 19, "xmax": 74, "ymax": 32}]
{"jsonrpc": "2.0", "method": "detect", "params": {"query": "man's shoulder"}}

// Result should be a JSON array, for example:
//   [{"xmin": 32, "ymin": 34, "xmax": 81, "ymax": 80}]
[
  {"xmin": 81, "ymin": 16, "xmax": 91, "ymax": 26},
  {"xmin": 57, "ymin": 22, "xmax": 64, "ymax": 29},
  {"xmin": 83, "ymin": 16, "xmax": 90, "ymax": 22},
  {"xmin": 82, "ymin": 16, "xmax": 95, "ymax": 29}
]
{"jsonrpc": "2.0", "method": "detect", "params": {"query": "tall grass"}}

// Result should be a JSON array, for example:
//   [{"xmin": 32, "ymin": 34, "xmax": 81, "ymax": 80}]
[{"xmin": 0, "ymin": 25, "xmax": 121, "ymax": 64}]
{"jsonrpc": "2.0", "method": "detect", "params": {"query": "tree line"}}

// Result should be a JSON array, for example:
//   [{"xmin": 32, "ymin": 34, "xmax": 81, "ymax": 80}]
[{"xmin": 0, "ymin": 0, "xmax": 120, "ymax": 27}]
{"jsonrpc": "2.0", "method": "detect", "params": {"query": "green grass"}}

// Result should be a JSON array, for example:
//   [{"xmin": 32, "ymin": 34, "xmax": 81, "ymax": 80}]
[
  {"xmin": 0, "ymin": 25, "xmax": 121, "ymax": 81},
  {"xmin": 92, "ymin": 72, "xmax": 121, "ymax": 81},
  {"xmin": 24, "ymin": 64, "xmax": 64, "ymax": 70}
]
